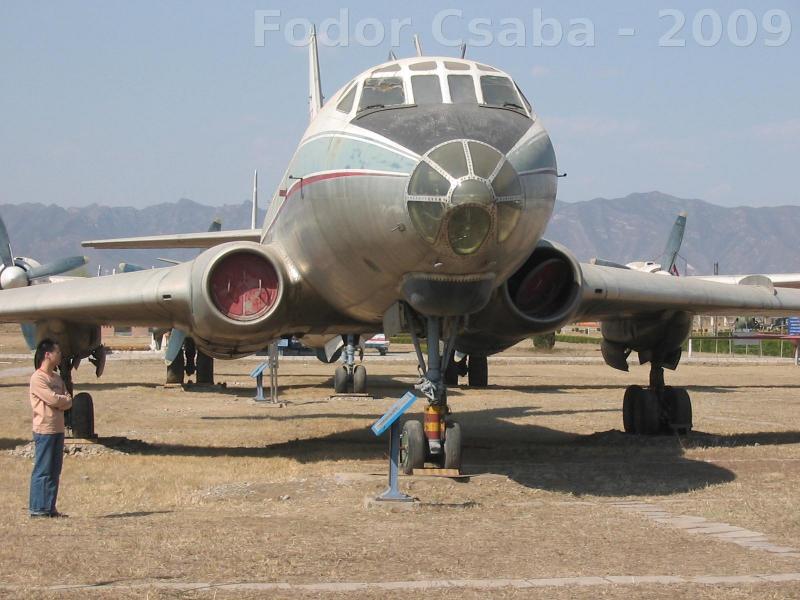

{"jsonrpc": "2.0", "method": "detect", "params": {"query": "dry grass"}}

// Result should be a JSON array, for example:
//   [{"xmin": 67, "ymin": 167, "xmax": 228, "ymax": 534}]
[{"xmin": 1, "ymin": 324, "xmax": 800, "ymax": 597}]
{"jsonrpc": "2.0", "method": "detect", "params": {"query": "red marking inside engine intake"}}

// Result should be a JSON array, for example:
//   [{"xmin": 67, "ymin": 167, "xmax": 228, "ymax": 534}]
[{"xmin": 209, "ymin": 253, "xmax": 279, "ymax": 320}]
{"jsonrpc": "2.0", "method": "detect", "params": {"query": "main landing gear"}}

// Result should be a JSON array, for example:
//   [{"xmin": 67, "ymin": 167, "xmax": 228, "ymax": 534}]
[
  {"xmin": 622, "ymin": 362, "xmax": 692, "ymax": 435},
  {"xmin": 399, "ymin": 314, "xmax": 463, "ymax": 474},
  {"xmin": 334, "ymin": 335, "xmax": 367, "ymax": 394},
  {"xmin": 444, "ymin": 352, "xmax": 488, "ymax": 387},
  {"xmin": 166, "ymin": 337, "xmax": 215, "ymax": 385},
  {"xmin": 60, "ymin": 354, "xmax": 99, "ymax": 439}
]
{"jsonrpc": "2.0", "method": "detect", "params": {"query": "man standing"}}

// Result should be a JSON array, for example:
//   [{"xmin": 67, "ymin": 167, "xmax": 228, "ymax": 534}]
[{"xmin": 29, "ymin": 339, "xmax": 72, "ymax": 518}]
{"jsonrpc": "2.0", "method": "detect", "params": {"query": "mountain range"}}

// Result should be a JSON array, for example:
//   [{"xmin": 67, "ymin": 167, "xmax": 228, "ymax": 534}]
[{"xmin": 1, "ymin": 191, "xmax": 799, "ymax": 276}]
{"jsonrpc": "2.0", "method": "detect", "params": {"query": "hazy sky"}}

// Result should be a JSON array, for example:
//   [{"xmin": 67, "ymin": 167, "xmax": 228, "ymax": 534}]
[{"xmin": 1, "ymin": 1, "xmax": 797, "ymax": 208}]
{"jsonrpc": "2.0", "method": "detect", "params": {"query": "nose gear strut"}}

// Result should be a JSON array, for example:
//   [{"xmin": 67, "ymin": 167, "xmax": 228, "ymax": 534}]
[{"xmin": 400, "ymin": 307, "xmax": 463, "ymax": 473}]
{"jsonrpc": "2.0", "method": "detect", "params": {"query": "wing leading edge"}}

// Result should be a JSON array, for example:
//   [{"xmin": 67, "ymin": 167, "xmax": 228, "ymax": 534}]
[
  {"xmin": 0, "ymin": 263, "xmax": 190, "ymax": 327},
  {"xmin": 579, "ymin": 262, "xmax": 800, "ymax": 320},
  {"xmin": 82, "ymin": 229, "xmax": 261, "ymax": 250}
]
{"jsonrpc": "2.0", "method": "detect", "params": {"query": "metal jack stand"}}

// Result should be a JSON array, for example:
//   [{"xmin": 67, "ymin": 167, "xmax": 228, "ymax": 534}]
[
  {"xmin": 251, "ymin": 342, "xmax": 281, "ymax": 404},
  {"xmin": 371, "ymin": 392, "xmax": 418, "ymax": 502}
]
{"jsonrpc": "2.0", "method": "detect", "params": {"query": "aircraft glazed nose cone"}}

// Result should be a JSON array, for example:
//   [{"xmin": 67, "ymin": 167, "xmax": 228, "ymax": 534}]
[{"xmin": 451, "ymin": 179, "xmax": 494, "ymax": 206}]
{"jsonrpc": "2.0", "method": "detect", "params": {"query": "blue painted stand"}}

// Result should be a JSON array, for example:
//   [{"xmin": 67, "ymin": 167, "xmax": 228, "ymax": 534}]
[
  {"xmin": 250, "ymin": 362, "xmax": 269, "ymax": 402},
  {"xmin": 371, "ymin": 391, "xmax": 417, "ymax": 502}
]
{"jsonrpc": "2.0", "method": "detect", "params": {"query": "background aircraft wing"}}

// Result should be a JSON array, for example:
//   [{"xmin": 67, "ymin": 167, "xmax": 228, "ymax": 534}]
[
  {"xmin": 578, "ymin": 262, "xmax": 800, "ymax": 319},
  {"xmin": 82, "ymin": 229, "xmax": 260, "ymax": 249},
  {"xmin": 693, "ymin": 273, "xmax": 800, "ymax": 290}
]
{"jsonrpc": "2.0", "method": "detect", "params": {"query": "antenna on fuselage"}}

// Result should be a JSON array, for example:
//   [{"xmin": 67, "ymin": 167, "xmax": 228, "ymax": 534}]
[
  {"xmin": 308, "ymin": 25, "xmax": 323, "ymax": 121},
  {"xmin": 251, "ymin": 169, "xmax": 258, "ymax": 230},
  {"xmin": 459, "ymin": 43, "xmax": 467, "ymax": 58},
  {"xmin": 413, "ymin": 34, "xmax": 423, "ymax": 56},
  {"xmin": 388, "ymin": 50, "xmax": 397, "ymax": 61}
]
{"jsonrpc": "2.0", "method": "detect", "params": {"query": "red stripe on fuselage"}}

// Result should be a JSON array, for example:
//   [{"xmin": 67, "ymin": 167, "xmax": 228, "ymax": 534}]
[
  {"xmin": 265, "ymin": 170, "xmax": 407, "ymax": 236},
  {"xmin": 284, "ymin": 170, "xmax": 404, "ymax": 199}
]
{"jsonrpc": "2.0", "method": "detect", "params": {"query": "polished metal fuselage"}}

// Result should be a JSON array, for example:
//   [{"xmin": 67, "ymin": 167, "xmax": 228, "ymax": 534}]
[{"xmin": 261, "ymin": 58, "xmax": 559, "ymax": 329}]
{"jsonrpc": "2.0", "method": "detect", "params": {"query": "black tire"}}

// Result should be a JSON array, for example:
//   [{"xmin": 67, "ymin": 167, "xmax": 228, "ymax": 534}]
[
  {"xmin": 400, "ymin": 420, "xmax": 426, "ymax": 475},
  {"xmin": 333, "ymin": 366, "xmax": 349, "ymax": 394},
  {"xmin": 467, "ymin": 355, "xmax": 488, "ymax": 387},
  {"xmin": 353, "ymin": 365, "xmax": 367, "ymax": 394},
  {"xmin": 195, "ymin": 351, "xmax": 214, "ymax": 385},
  {"xmin": 166, "ymin": 352, "xmax": 185, "ymax": 385},
  {"xmin": 444, "ymin": 351, "xmax": 459, "ymax": 386},
  {"xmin": 622, "ymin": 385, "xmax": 640, "ymax": 433},
  {"xmin": 183, "ymin": 337, "xmax": 196, "ymax": 376},
  {"xmin": 664, "ymin": 386, "xmax": 692, "ymax": 435},
  {"xmin": 69, "ymin": 392, "xmax": 95, "ymax": 439},
  {"xmin": 442, "ymin": 421, "xmax": 462, "ymax": 470},
  {"xmin": 634, "ymin": 388, "xmax": 661, "ymax": 435},
  {"xmin": 379, "ymin": 348, "xmax": 387, "ymax": 356}
]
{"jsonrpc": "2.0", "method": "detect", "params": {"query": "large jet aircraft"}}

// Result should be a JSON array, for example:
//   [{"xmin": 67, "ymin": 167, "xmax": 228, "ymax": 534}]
[{"xmin": 3, "ymin": 31, "xmax": 800, "ymax": 473}]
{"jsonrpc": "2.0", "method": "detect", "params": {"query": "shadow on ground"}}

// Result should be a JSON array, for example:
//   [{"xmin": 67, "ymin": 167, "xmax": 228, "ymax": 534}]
[
  {"xmin": 0, "ymin": 437, "xmax": 28, "ymax": 451},
  {"xmin": 86, "ymin": 402, "xmax": 800, "ymax": 497}
]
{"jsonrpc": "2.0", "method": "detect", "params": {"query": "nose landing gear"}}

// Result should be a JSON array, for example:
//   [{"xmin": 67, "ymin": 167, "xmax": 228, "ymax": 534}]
[{"xmin": 399, "ymin": 313, "xmax": 463, "ymax": 474}]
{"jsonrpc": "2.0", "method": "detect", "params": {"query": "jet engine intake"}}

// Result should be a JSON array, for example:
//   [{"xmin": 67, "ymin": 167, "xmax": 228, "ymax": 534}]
[
  {"xmin": 457, "ymin": 240, "xmax": 583, "ymax": 354},
  {"xmin": 185, "ymin": 242, "xmax": 287, "ymax": 357}
]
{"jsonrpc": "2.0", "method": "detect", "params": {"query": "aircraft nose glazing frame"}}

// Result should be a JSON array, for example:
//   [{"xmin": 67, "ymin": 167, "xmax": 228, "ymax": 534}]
[{"xmin": 405, "ymin": 139, "xmax": 524, "ymax": 256}]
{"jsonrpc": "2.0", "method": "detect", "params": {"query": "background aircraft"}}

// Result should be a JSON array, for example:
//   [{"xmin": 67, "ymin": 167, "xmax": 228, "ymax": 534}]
[
  {"xmin": 3, "ymin": 33, "xmax": 800, "ymax": 473},
  {"xmin": 590, "ymin": 212, "xmax": 687, "ymax": 276}
]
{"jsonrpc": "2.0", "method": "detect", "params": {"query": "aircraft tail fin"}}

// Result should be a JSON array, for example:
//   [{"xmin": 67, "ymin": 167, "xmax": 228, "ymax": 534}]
[
  {"xmin": 661, "ymin": 211, "xmax": 687, "ymax": 275},
  {"xmin": 308, "ymin": 25, "xmax": 323, "ymax": 121}
]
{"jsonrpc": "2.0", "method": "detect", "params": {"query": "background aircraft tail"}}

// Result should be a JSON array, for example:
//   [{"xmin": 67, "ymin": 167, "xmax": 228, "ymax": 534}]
[{"xmin": 661, "ymin": 211, "xmax": 687, "ymax": 275}]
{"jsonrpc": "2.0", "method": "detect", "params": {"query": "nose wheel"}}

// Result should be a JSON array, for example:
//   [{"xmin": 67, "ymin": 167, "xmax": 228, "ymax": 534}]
[{"xmin": 400, "ymin": 309, "xmax": 464, "ymax": 473}]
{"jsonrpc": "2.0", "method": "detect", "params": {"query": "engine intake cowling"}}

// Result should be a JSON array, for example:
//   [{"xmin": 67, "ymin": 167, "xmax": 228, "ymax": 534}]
[
  {"xmin": 458, "ymin": 240, "xmax": 583, "ymax": 354},
  {"xmin": 180, "ymin": 242, "xmax": 287, "ymax": 358}
]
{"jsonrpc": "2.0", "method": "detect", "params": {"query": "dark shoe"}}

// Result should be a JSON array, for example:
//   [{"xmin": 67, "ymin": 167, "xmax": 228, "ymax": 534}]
[
  {"xmin": 49, "ymin": 511, "xmax": 69, "ymax": 518},
  {"xmin": 29, "ymin": 512, "xmax": 50, "ymax": 519}
]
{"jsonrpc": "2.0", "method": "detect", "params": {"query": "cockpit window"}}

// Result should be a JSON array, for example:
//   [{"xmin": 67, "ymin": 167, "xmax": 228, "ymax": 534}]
[
  {"xmin": 409, "ymin": 61, "xmax": 437, "ymax": 71},
  {"xmin": 444, "ymin": 61, "xmax": 470, "ymax": 71},
  {"xmin": 448, "ymin": 75, "xmax": 477, "ymax": 104},
  {"xmin": 373, "ymin": 64, "xmax": 400, "ymax": 75},
  {"xmin": 411, "ymin": 75, "xmax": 442, "ymax": 105},
  {"xmin": 359, "ymin": 77, "xmax": 405, "ymax": 111},
  {"xmin": 336, "ymin": 84, "xmax": 356, "ymax": 113},
  {"xmin": 515, "ymin": 83, "xmax": 532, "ymax": 112},
  {"xmin": 481, "ymin": 76, "xmax": 524, "ymax": 109}
]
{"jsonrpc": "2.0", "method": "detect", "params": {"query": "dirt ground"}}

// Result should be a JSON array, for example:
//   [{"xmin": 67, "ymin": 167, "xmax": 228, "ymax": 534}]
[{"xmin": 2, "ymin": 325, "xmax": 800, "ymax": 598}]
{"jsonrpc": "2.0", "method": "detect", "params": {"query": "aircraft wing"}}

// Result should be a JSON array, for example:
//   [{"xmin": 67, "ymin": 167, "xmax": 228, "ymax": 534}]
[
  {"xmin": 692, "ymin": 273, "xmax": 800, "ymax": 290},
  {"xmin": 578, "ymin": 263, "xmax": 800, "ymax": 319},
  {"xmin": 0, "ymin": 264, "xmax": 187, "ymax": 327},
  {"xmin": 82, "ymin": 229, "xmax": 261, "ymax": 249}
]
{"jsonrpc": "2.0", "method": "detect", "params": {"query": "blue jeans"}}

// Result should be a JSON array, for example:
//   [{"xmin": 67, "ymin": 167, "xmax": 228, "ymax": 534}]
[{"xmin": 29, "ymin": 432, "xmax": 64, "ymax": 515}]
